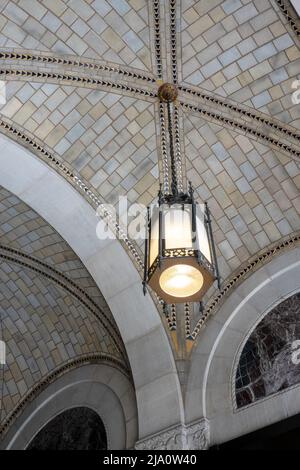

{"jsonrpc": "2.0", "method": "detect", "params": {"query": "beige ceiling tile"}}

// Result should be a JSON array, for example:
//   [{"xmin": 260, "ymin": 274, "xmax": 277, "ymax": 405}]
[
  {"xmin": 216, "ymin": 129, "xmax": 236, "ymax": 149},
  {"xmin": 183, "ymin": 7, "xmax": 198, "ymax": 25},
  {"xmin": 209, "ymin": 6, "xmax": 226, "ymax": 22},
  {"xmin": 44, "ymin": 124, "xmax": 67, "ymax": 147},
  {"xmin": 244, "ymin": 192, "xmax": 260, "ymax": 208},
  {"xmin": 286, "ymin": 46, "xmax": 300, "ymax": 62},
  {"xmin": 211, "ymin": 71, "xmax": 226, "ymax": 87}
]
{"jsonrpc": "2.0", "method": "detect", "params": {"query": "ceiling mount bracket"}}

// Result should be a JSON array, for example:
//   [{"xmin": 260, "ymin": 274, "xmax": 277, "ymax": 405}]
[{"xmin": 158, "ymin": 83, "xmax": 178, "ymax": 103}]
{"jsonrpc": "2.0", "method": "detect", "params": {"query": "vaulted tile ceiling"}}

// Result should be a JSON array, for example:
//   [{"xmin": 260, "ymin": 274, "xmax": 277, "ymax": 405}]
[
  {"xmin": 0, "ymin": 0, "xmax": 299, "ymax": 305},
  {"xmin": 0, "ymin": 185, "xmax": 128, "ymax": 429}
]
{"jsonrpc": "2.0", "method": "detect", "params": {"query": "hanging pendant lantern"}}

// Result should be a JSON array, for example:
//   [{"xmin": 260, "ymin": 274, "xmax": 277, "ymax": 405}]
[{"xmin": 143, "ymin": 84, "xmax": 220, "ymax": 303}]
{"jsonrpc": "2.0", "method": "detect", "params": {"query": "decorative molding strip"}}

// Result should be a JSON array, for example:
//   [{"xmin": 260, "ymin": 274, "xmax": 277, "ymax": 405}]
[
  {"xmin": 153, "ymin": 0, "xmax": 163, "ymax": 79},
  {"xmin": 153, "ymin": 0, "xmax": 182, "ymax": 205},
  {"xmin": 159, "ymin": 101, "xmax": 170, "ymax": 193},
  {"xmin": 0, "ymin": 51, "xmax": 156, "ymax": 83},
  {"xmin": 170, "ymin": 304, "xmax": 177, "ymax": 330},
  {"xmin": 191, "ymin": 232, "xmax": 300, "ymax": 339},
  {"xmin": 173, "ymin": 103, "xmax": 184, "ymax": 192},
  {"xmin": 0, "ymin": 117, "xmax": 145, "ymax": 273},
  {"xmin": 275, "ymin": 0, "xmax": 300, "ymax": 38},
  {"xmin": 0, "ymin": 119, "xmax": 180, "ymax": 339},
  {"xmin": 135, "ymin": 419, "xmax": 209, "ymax": 450},
  {"xmin": 1, "ymin": 52, "xmax": 299, "ymax": 147},
  {"xmin": 181, "ymin": 101, "xmax": 300, "ymax": 161},
  {"xmin": 0, "ymin": 244, "xmax": 126, "ymax": 361},
  {"xmin": 2, "ymin": 71, "xmax": 299, "ymax": 166},
  {"xmin": 0, "ymin": 116, "xmax": 75, "ymax": 177},
  {"xmin": 0, "ymin": 120, "xmax": 176, "ymax": 336},
  {"xmin": 0, "ymin": 353, "xmax": 130, "ymax": 438},
  {"xmin": 169, "ymin": 0, "xmax": 178, "ymax": 85},
  {"xmin": 179, "ymin": 86, "xmax": 300, "ymax": 145},
  {"xmin": 167, "ymin": 1, "xmax": 184, "ymax": 192},
  {"xmin": 162, "ymin": 303, "xmax": 176, "ymax": 331},
  {"xmin": 0, "ymin": 68, "xmax": 157, "ymax": 100},
  {"xmin": 2, "ymin": 65, "xmax": 299, "ymax": 158},
  {"xmin": 136, "ymin": 423, "xmax": 185, "ymax": 450},
  {"xmin": 184, "ymin": 303, "xmax": 191, "ymax": 339},
  {"xmin": 185, "ymin": 420, "xmax": 210, "ymax": 450}
]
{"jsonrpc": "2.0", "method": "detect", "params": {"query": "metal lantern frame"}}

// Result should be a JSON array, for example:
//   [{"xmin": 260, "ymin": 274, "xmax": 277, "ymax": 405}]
[
  {"xmin": 142, "ymin": 83, "xmax": 221, "ymax": 304},
  {"xmin": 143, "ymin": 185, "xmax": 220, "ymax": 303}
]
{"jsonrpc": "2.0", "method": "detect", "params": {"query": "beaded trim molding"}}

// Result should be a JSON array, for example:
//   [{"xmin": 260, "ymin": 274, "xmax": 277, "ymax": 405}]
[
  {"xmin": 276, "ymin": 0, "xmax": 300, "ymax": 38},
  {"xmin": 179, "ymin": 86, "xmax": 300, "ymax": 146},
  {"xmin": 158, "ymin": 101, "xmax": 170, "ymax": 193},
  {"xmin": 168, "ymin": 1, "xmax": 184, "ymax": 193},
  {"xmin": 184, "ymin": 303, "xmax": 191, "ymax": 339},
  {"xmin": 0, "ymin": 116, "xmax": 145, "ymax": 273},
  {"xmin": 0, "ymin": 244, "xmax": 127, "ymax": 361},
  {"xmin": 181, "ymin": 101, "xmax": 300, "ymax": 161},
  {"xmin": 0, "ymin": 67, "xmax": 157, "ymax": 100},
  {"xmin": 0, "ymin": 353, "xmax": 131, "ymax": 438},
  {"xmin": 162, "ymin": 303, "xmax": 176, "ymax": 331},
  {"xmin": 190, "ymin": 232, "xmax": 300, "ymax": 340},
  {"xmin": 1, "ymin": 68, "xmax": 299, "ymax": 163},
  {"xmin": 152, "ymin": 0, "xmax": 176, "ymax": 197},
  {"xmin": 0, "ymin": 98, "xmax": 299, "ymax": 342},
  {"xmin": 0, "ymin": 51, "xmax": 156, "ymax": 83},
  {"xmin": 0, "ymin": 0, "xmax": 299, "ymax": 344},
  {"xmin": 169, "ymin": 0, "xmax": 178, "ymax": 85},
  {"xmin": 0, "ymin": 115, "xmax": 173, "ymax": 334},
  {"xmin": 153, "ymin": 0, "xmax": 163, "ymax": 79}
]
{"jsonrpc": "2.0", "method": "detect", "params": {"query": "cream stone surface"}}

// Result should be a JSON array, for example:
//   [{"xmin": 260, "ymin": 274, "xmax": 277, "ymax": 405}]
[
  {"xmin": 0, "ymin": 135, "xmax": 183, "ymax": 440},
  {"xmin": 186, "ymin": 248, "xmax": 300, "ymax": 444},
  {"xmin": 0, "ymin": 0, "xmax": 299, "ymax": 450},
  {"xmin": 1, "ymin": 364, "xmax": 137, "ymax": 450}
]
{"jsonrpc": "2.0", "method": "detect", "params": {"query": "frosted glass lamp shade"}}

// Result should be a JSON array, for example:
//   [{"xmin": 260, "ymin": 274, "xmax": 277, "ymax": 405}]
[{"xmin": 145, "ymin": 199, "xmax": 217, "ymax": 303}]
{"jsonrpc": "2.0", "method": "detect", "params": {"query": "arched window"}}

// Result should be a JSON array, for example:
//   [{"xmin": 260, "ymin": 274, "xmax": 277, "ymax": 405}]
[
  {"xmin": 236, "ymin": 292, "xmax": 300, "ymax": 408},
  {"xmin": 27, "ymin": 407, "xmax": 107, "ymax": 450}
]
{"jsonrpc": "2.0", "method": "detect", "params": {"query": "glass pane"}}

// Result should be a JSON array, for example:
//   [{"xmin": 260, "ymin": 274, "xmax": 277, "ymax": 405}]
[
  {"xmin": 196, "ymin": 204, "xmax": 211, "ymax": 262},
  {"xmin": 149, "ymin": 205, "xmax": 159, "ymax": 266},
  {"xmin": 27, "ymin": 407, "xmax": 107, "ymax": 450},
  {"xmin": 164, "ymin": 204, "xmax": 193, "ymax": 250}
]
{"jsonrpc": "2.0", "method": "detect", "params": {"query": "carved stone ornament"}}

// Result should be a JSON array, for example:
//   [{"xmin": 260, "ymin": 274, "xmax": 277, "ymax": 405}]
[{"xmin": 135, "ymin": 419, "xmax": 209, "ymax": 450}]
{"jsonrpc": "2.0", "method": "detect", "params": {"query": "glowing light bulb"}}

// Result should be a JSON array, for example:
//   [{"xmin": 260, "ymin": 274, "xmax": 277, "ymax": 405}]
[{"xmin": 159, "ymin": 264, "xmax": 204, "ymax": 298}]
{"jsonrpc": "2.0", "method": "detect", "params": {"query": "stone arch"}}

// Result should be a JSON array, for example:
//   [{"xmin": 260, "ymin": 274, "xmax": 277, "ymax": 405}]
[
  {"xmin": 186, "ymin": 244, "xmax": 300, "ymax": 445},
  {"xmin": 0, "ymin": 133, "xmax": 183, "ymax": 440},
  {"xmin": 1, "ymin": 363, "xmax": 135, "ymax": 450}
]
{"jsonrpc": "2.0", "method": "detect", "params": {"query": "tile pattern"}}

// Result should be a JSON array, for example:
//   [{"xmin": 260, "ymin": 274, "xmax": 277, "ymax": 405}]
[
  {"xmin": 191, "ymin": 232, "xmax": 300, "ymax": 340},
  {"xmin": 0, "ymin": 50, "xmax": 156, "ymax": 83},
  {"xmin": 184, "ymin": 111, "xmax": 300, "ymax": 280},
  {"xmin": 0, "ymin": 82, "xmax": 160, "ymax": 207},
  {"xmin": 0, "ymin": 186, "xmax": 128, "ymax": 426},
  {"xmin": 181, "ymin": 0, "xmax": 300, "ymax": 126},
  {"xmin": 0, "ymin": 186, "xmax": 117, "ymax": 308},
  {"xmin": 0, "ymin": 0, "xmax": 153, "ymax": 73},
  {"xmin": 0, "ymin": 260, "xmax": 123, "ymax": 424},
  {"xmin": 0, "ymin": 352, "xmax": 127, "ymax": 437},
  {"xmin": 0, "ymin": 0, "xmax": 298, "ymax": 345}
]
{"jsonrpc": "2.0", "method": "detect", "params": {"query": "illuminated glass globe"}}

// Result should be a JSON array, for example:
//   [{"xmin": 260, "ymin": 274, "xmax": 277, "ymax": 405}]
[{"xmin": 159, "ymin": 265, "xmax": 204, "ymax": 298}]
